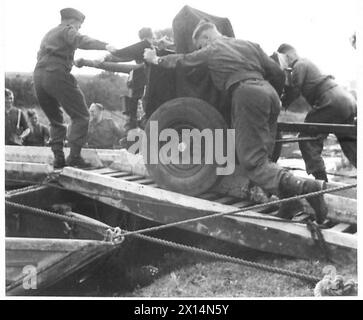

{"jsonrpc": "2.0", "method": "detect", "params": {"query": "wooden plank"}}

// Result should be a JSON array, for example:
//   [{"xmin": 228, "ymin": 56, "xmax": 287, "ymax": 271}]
[
  {"xmin": 121, "ymin": 175, "xmax": 145, "ymax": 181},
  {"xmin": 199, "ymin": 193, "xmax": 219, "ymax": 200},
  {"xmin": 329, "ymin": 223, "xmax": 351, "ymax": 233},
  {"xmin": 6, "ymin": 237, "xmax": 105, "ymax": 252},
  {"xmin": 5, "ymin": 161, "xmax": 53, "ymax": 185},
  {"xmin": 278, "ymin": 122, "xmax": 357, "ymax": 136},
  {"xmin": 231, "ymin": 201, "xmax": 253, "ymax": 208},
  {"xmin": 5, "ymin": 146, "xmax": 103, "ymax": 168},
  {"xmin": 214, "ymin": 196, "xmax": 236, "ymax": 204},
  {"xmin": 89, "ymin": 167, "xmax": 118, "ymax": 175},
  {"xmin": 58, "ymin": 167, "xmax": 356, "ymax": 265},
  {"xmin": 136, "ymin": 178, "xmax": 155, "ymax": 185},
  {"xmin": 6, "ymin": 238, "xmax": 117, "ymax": 296},
  {"xmin": 6, "ymin": 147, "xmax": 356, "ymax": 199},
  {"xmin": 103, "ymin": 171, "xmax": 131, "ymax": 178}
]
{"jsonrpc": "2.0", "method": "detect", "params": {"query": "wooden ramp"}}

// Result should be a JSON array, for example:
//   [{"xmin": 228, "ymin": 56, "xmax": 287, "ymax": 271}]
[
  {"xmin": 56, "ymin": 167, "xmax": 357, "ymax": 265},
  {"xmin": 5, "ymin": 146, "xmax": 357, "ymax": 265}
]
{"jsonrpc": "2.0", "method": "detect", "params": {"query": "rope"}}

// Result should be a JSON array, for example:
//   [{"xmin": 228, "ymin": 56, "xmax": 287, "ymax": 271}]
[
  {"xmin": 6, "ymin": 197, "xmax": 357, "ymax": 291},
  {"xmin": 306, "ymin": 220, "xmax": 331, "ymax": 262},
  {"xmin": 5, "ymin": 199, "xmax": 321, "ymax": 284},
  {"xmin": 5, "ymin": 184, "xmax": 47, "ymax": 198},
  {"xmin": 112, "ymin": 183, "xmax": 356, "ymax": 239},
  {"xmin": 6, "ymin": 176, "xmax": 357, "ymax": 232},
  {"xmin": 5, "ymin": 201, "xmax": 110, "ymax": 236}
]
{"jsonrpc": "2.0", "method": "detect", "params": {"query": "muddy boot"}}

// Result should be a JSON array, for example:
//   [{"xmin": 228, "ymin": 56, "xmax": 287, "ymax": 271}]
[
  {"xmin": 312, "ymin": 170, "xmax": 328, "ymax": 182},
  {"xmin": 52, "ymin": 146, "xmax": 66, "ymax": 169},
  {"xmin": 279, "ymin": 173, "xmax": 328, "ymax": 224},
  {"xmin": 66, "ymin": 146, "xmax": 92, "ymax": 169}
]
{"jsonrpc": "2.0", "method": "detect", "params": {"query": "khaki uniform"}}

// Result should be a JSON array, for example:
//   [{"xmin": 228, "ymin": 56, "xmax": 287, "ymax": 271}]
[
  {"xmin": 5, "ymin": 107, "xmax": 29, "ymax": 145},
  {"xmin": 87, "ymin": 118, "xmax": 125, "ymax": 149},
  {"xmin": 159, "ymin": 37, "xmax": 287, "ymax": 195},
  {"xmin": 33, "ymin": 23, "xmax": 107, "ymax": 154}
]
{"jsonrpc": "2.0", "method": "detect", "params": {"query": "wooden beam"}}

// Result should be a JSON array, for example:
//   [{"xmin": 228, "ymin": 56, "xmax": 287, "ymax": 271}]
[
  {"xmin": 278, "ymin": 122, "xmax": 357, "ymax": 136},
  {"xmin": 57, "ymin": 167, "xmax": 356, "ymax": 265}
]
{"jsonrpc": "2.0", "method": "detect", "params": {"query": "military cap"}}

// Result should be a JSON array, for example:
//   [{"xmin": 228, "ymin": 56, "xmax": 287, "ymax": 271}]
[
  {"xmin": 277, "ymin": 43, "xmax": 296, "ymax": 54},
  {"xmin": 60, "ymin": 8, "xmax": 85, "ymax": 22},
  {"xmin": 192, "ymin": 20, "xmax": 217, "ymax": 42}
]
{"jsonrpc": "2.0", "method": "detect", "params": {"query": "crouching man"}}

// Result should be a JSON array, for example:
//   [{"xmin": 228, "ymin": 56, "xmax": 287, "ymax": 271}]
[{"xmin": 86, "ymin": 103, "xmax": 125, "ymax": 149}]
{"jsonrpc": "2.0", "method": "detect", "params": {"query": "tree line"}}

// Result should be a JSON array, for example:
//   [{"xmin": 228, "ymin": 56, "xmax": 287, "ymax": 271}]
[{"xmin": 5, "ymin": 71, "xmax": 128, "ymax": 112}]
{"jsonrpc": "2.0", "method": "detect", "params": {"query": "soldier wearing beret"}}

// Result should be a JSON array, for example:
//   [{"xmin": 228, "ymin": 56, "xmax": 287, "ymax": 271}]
[{"xmin": 33, "ymin": 8, "xmax": 117, "ymax": 168}]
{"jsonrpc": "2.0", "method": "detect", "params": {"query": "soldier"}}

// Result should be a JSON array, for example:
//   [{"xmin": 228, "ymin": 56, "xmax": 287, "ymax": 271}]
[
  {"xmin": 23, "ymin": 109, "xmax": 50, "ymax": 146},
  {"xmin": 144, "ymin": 21, "xmax": 328, "ymax": 223},
  {"xmin": 5, "ymin": 88, "xmax": 30, "ymax": 145},
  {"xmin": 277, "ymin": 44, "xmax": 357, "ymax": 182},
  {"xmin": 86, "ymin": 103, "xmax": 125, "ymax": 149},
  {"xmin": 33, "ymin": 8, "xmax": 116, "ymax": 168}
]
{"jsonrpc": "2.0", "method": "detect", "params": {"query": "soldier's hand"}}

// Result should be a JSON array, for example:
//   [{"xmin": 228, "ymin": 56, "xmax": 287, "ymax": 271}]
[
  {"xmin": 106, "ymin": 44, "xmax": 118, "ymax": 54},
  {"xmin": 74, "ymin": 58, "xmax": 85, "ymax": 68},
  {"xmin": 144, "ymin": 48, "xmax": 158, "ymax": 64}
]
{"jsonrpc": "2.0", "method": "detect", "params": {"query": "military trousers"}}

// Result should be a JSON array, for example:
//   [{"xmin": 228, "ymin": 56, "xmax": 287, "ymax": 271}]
[
  {"xmin": 231, "ymin": 79, "xmax": 285, "ymax": 195},
  {"xmin": 33, "ymin": 67, "xmax": 90, "ymax": 152},
  {"xmin": 299, "ymin": 85, "xmax": 357, "ymax": 174}
]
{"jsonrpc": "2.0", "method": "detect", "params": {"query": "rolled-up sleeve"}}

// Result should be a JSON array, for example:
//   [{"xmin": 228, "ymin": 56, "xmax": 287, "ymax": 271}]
[
  {"xmin": 158, "ymin": 46, "xmax": 212, "ymax": 68},
  {"xmin": 63, "ymin": 26, "xmax": 107, "ymax": 50}
]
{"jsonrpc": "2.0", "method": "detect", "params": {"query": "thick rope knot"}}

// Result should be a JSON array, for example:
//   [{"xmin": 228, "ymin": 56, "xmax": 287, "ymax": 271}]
[
  {"xmin": 104, "ymin": 227, "xmax": 124, "ymax": 243},
  {"xmin": 314, "ymin": 274, "xmax": 357, "ymax": 296}
]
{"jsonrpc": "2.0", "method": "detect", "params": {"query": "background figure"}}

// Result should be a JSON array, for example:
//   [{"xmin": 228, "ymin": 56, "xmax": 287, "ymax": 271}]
[
  {"xmin": 23, "ymin": 109, "xmax": 50, "ymax": 146},
  {"xmin": 123, "ymin": 27, "xmax": 155, "ymax": 133},
  {"xmin": 277, "ymin": 44, "xmax": 357, "ymax": 182},
  {"xmin": 86, "ymin": 103, "xmax": 125, "ymax": 149},
  {"xmin": 33, "ymin": 7, "xmax": 116, "ymax": 168},
  {"xmin": 5, "ymin": 88, "xmax": 30, "ymax": 145}
]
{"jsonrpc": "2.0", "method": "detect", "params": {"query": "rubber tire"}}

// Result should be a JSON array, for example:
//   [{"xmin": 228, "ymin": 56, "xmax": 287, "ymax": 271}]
[{"xmin": 144, "ymin": 97, "xmax": 228, "ymax": 196}]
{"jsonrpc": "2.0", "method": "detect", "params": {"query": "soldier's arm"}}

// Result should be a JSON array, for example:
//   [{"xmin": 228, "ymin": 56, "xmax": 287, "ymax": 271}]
[
  {"xmin": 111, "ymin": 120, "xmax": 126, "ymax": 139},
  {"xmin": 64, "ymin": 26, "xmax": 108, "ymax": 50},
  {"xmin": 257, "ymin": 45, "xmax": 286, "ymax": 96},
  {"xmin": 104, "ymin": 54, "xmax": 132, "ymax": 63},
  {"xmin": 43, "ymin": 125, "xmax": 50, "ymax": 144},
  {"xmin": 76, "ymin": 59, "xmax": 143, "ymax": 73},
  {"xmin": 19, "ymin": 112, "xmax": 29, "ymax": 135},
  {"xmin": 286, "ymin": 62, "xmax": 306, "ymax": 103},
  {"xmin": 148, "ymin": 46, "xmax": 212, "ymax": 68}
]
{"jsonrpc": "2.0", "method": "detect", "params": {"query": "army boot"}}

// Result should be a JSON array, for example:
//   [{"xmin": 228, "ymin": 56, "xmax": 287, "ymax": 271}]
[
  {"xmin": 52, "ymin": 146, "xmax": 66, "ymax": 169},
  {"xmin": 312, "ymin": 170, "xmax": 328, "ymax": 182},
  {"xmin": 66, "ymin": 145, "xmax": 92, "ymax": 169},
  {"xmin": 278, "ymin": 172, "xmax": 328, "ymax": 224}
]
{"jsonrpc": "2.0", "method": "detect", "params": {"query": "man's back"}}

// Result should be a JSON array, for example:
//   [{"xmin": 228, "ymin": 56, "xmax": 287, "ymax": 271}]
[{"xmin": 291, "ymin": 58, "xmax": 334, "ymax": 105}]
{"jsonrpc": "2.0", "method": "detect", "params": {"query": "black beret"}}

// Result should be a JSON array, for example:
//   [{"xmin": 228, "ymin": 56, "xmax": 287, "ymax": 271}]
[
  {"xmin": 277, "ymin": 43, "xmax": 295, "ymax": 54},
  {"xmin": 60, "ymin": 8, "xmax": 85, "ymax": 22}
]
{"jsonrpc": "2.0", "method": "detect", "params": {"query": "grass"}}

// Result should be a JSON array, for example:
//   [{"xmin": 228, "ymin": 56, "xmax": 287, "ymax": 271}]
[{"xmin": 121, "ymin": 247, "xmax": 356, "ymax": 298}]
